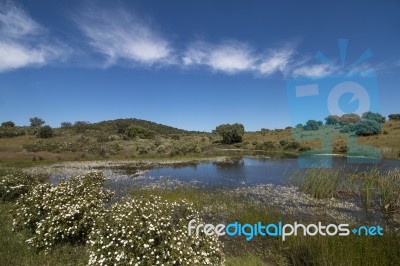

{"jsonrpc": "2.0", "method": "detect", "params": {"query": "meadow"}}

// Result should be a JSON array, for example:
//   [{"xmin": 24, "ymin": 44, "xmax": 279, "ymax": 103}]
[{"xmin": 0, "ymin": 118, "xmax": 399, "ymax": 265}]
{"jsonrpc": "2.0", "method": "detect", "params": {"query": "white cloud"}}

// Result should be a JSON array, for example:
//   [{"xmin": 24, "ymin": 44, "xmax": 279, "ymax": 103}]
[
  {"xmin": 0, "ymin": 2, "xmax": 42, "ymax": 37},
  {"xmin": 182, "ymin": 41, "xmax": 294, "ymax": 75},
  {"xmin": 0, "ymin": 1, "xmax": 65, "ymax": 72},
  {"xmin": 291, "ymin": 64, "xmax": 333, "ymax": 78},
  {"xmin": 207, "ymin": 43, "xmax": 255, "ymax": 73},
  {"xmin": 75, "ymin": 8, "xmax": 172, "ymax": 66},
  {"xmin": 258, "ymin": 49, "xmax": 293, "ymax": 75}
]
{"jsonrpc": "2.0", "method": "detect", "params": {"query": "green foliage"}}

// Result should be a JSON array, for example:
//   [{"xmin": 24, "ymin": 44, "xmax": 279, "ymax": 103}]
[
  {"xmin": 95, "ymin": 118, "xmax": 187, "ymax": 135},
  {"xmin": 23, "ymin": 137, "xmax": 123, "ymax": 156},
  {"xmin": 340, "ymin": 120, "xmax": 382, "ymax": 136},
  {"xmin": 279, "ymin": 140, "xmax": 289, "ymax": 147},
  {"xmin": 29, "ymin": 117, "xmax": 45, "ymax": 127},
  {"xmin": 1, "ymin": 121, "xmax": 15, "ymax": 127},
  {"xmin": 87, "ymin": 196, "xmax": 224, "ymax": 265},
  {"xmin": 12, "ymin": 173, "xmax": 113, "ymax": 251},
  {"xmin": 73, "ymin": 121, "xmax": 91, "ymax": 133},
  {"xmin": 215, "ymin": 123, "xmax": 245, "ymax": 144},
  {"xmin": 303, "ymin": 120, "xmax": 322, "ymax": 131},
  {"xmin": 284, "ymin": 141, "xmax": 301, "ymax": 150},
  {"xmin": 125, "ymin": 125, "xmax": 155, "ymax": 139},
  {"xmin": 388, "ymin": 114, "xmax": 400, "ymax": 121},
  {"xmin": 0, "ymin": 126, "xmax": 26, "ymax": 138},
  {"xmin": 362, "ymin": 111, "xmax": 385, "ymax": 123},
  {"xmin": 324, "ymin": 115, "xmax": 340, "ymax": 125},
  {"xmin": 290, "ymin": 169, "xmax": 342, "ymax": 198},
  {"xmin": 37, "ymin": 125, "xmax": 54, "ymax": 139},
  {"xmin": 60, "ymin": 122, "xmax": 72, "ymax": 128},
  {"xmin": 0, "ymin": 169, "xmax": 44, "ymax": 202},
  {"xmin": 339, "ymin": 113, "xmax": 361, "ymax": 125}
]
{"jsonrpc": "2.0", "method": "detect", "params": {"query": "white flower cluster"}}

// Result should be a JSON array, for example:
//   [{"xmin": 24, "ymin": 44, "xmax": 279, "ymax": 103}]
[
  {"xmin": 0, "ymin": 169, "xmax": 42, "ymax": 201},
  {"xmin": 88, "ymin": 196, "xmax": 224, "ymax": 265},
  {"xmin": 12, "ymin": 172, "xmax": 113, "ymax": 251}
]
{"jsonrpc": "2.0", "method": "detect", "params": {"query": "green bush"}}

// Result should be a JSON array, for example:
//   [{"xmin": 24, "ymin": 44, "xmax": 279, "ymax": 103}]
[
  {"xmin": 125, "ymin": 125, "xmax": 155, "ymax": 139},
  {"xmin": 12, "ymin": 173, "xmax": 113, "ymax": 251},
  {"xmin": 284, "ymin": 141, "xmax": 301, "ymax": 150},
  {"xmin": 303, "ymin": 120, "xmax": 322, "ymax": 131},
  {"xmin": 0, "ymin": 169, "xmax": 44, "ymax": 201},
  {"xmin": 87, "ymin": 196, "xmax": 224, "ymax": 265},
  {"xmin": 0, "ymin": 126, "xmax": 26, "ymax": 138},
  {"xmin": 215, "ymin": 123, "xmax": 245, "ymax": 144},
  {"xmin": 37, "ymin": 125, "xmax": 54, "ymax": 138}
]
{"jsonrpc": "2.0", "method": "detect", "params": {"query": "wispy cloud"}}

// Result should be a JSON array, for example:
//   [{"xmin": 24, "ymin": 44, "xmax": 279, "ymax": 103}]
[
  {"xmin": 258, "ymin": 49, "xmax": 293, "ymax": 75},
  {"xmin": 182, "ymin": 41, "xmax": 294, "ymax": 75},
  {"xmin": 291, "ymin": 64, "xmax": 333, "ymax": 78},
  {"xmin": 74, "ymin": 7, "xmax": 173, "ymax": 66},
  {"xmin": 0, "ymin": 1, "xmax": 66, "ymax": 72},
  {"xmin": 182, "ymin": 41, "xmax": 256, "ymax": 74}
]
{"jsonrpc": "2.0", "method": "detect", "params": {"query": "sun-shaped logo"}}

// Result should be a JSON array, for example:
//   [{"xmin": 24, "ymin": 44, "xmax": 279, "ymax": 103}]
[{"xmin": 315, "ymin": 39, "xmax": 374, "ymax": 116}]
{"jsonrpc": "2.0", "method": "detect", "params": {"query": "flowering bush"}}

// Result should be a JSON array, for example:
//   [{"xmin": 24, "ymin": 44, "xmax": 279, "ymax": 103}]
[
  {"xmin": 12, "ymin": 172, "xmax": 113, "ymax": 251},
  {"xmin": 88, "ymin": 196, "xmax": 224, "ymax": 265},
  {"xmin": 0, "ymin": 169, "xmax": 43, "ymax": 201},
  {"xmin": 23, "ymin": 137, "xmax": 122, "ymax": 156}
]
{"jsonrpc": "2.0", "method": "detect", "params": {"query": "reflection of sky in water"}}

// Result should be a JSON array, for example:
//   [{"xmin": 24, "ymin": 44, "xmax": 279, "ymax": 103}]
[
  {"xmin": 49, "ymin": 157, "xmax": 400, "ymax": 190},
  {"xmin": 139, "ymin": 157, "xmax": 400, "ymax": 188}
]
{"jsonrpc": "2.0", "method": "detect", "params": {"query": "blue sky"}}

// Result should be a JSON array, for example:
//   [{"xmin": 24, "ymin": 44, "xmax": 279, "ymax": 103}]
[{"xmin": 0, "ymin": 0, "xmax": 399, "ymax": 131}]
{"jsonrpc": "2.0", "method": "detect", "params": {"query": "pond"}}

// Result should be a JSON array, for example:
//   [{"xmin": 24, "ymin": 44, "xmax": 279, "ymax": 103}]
[{"xmin": 111, "ymin": 156, "xmax": 400, "ymax": 189}]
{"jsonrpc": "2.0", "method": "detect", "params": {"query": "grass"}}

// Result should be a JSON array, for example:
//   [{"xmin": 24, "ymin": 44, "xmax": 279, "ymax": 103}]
[
  {"xmin": 1, "ymin": 183, "xmax": 400, "ymax": 265},
  {"xmin": 289, "ymin": 169, "xmax": 343, "ymax": 198},
  {"xmin": 284, "ymin": 232, "xmax": 400, "ymax": 266},
  {"xmin": 0, "ymin": 121, "xmax": 399, "ymax": 165},
  {"xmin": 290, "ymin": 167, "xmax": 400, "ymax": 213},
  {"xmin": 130, "ymin": 186, "xmax": 400, "ymax": 265}
]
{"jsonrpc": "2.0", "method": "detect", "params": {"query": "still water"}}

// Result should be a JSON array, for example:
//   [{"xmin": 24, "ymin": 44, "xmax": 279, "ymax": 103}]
[{"xmin": 115, "ymin": 156, "xmax": 399, "ymax": 188}]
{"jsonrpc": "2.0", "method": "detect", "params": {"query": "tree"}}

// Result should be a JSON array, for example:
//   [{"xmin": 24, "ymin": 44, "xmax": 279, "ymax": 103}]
[
  {"xmin": 1, "ymin": 121, "xmax": 15, "ymax": 127},
  {"xmin": 60, "ymin": 122, "xmax": 72, "ymax": 128},
  {"xmin": 30, "ymin": 117, "xmax": 45, "ymax": 127},
  {"xmin": 325, "ymin": 115, "xmax": 340, "ymax": 125},
  {"xmin": 339, "ymin": 113, "xmax": 361, "ymax": 125},
  {"xmin": 303, "ymin": 120, "xmax": 321, "ymax": 131},
  {"xmin": 215, "ymin": 123, "xmax": 245, "ymax": 144},
  {"xmin": 354, "ymin": 120, "xmax": 382, "ymax": 136},
  {"xmin": 74, "ymin": 121, "xmax": 90, "ymax": 133},
  {"xmin": 388, "ymin": 114, "xmax": 400, "ymax": 121},
  {"xmin": 362, "ymin": 112, "xmax": 385, "ymax": 123},
  {"xmin": 125, "ymin": 125, "xmax": 155, "ymax": 139},
  {"xmin": 37, "ymin": 125, "xmax": 54, "ymax": 138}
]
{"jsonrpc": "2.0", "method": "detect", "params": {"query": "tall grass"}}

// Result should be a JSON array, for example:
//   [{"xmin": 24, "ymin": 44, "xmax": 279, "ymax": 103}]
[
  {"xmin": 290, "ymin": 167, "xmax": 400, "ymax": 213},
  {"xmin": 289, "ymin": 169, "xmax": 343, "ymax": 198},
  {"xmin": 284, "ymin": 232, "xmax": 400, "ymax": 266}
]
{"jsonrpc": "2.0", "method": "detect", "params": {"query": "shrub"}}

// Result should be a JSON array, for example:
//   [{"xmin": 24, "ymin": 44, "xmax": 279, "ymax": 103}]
[
  {"xmin": 1, "ymin": 120, "xmax": 15, "ymax": 127},
  {"xmin": 0, "ymin": 126, "xmax": 26, "ymax": 138},
  {"xmin": 87, "ymin": 196, "xmax": 224, "ymax": 265},
  {"xmin": 388, "ymin": 114, "xmax": 400, "ymax": 121},
  {"xmin": 37, "ymin": 125, "xmax": 54, "ymax": 138},
  {"xmin": 303, "ymin": 120, "xmax": 322, "ymax": 131},
  {"xmin": 0, "ymin": 169, "xmax": 44, "ymax": 201},
  {"xmin": 12, "ymin": 173, "xmax": 113, "ymax": 251},
  {"xmin": 284, "ymin": 141, "xmax": 301, "ymax": 150},
  {"xmin": 215, "ymin": 123, "xmax": 245, "ymax": 144},
  {"xmin": 299, "ymin": 146, "xmax": 311, "ymax": 152},
  {"xmin": 263, "ymin": 141, "xmax": 276, "ymax": 150},
  {"xmin": 125, "ymin": 125, "xmax": 155, "ymax": 139},
  {"xmin": 30, "ymin": 117, "xmax": 45, "ymax": 127},
  {"xmin": 279, "ymin": 140, "xmax": 289, "ymax": 147},
  {"xmin": 340, "ymin": 120, "xmax": 382, "ymax": 136}
]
